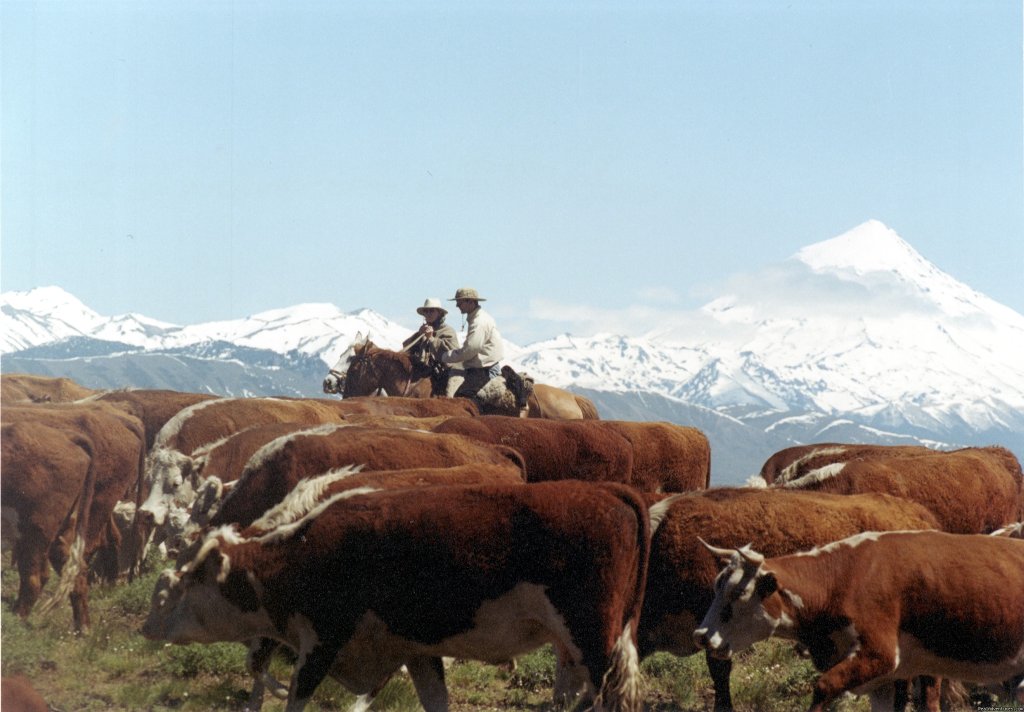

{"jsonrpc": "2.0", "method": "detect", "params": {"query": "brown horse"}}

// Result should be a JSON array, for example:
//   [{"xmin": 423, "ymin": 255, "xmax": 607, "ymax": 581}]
[{"xmin": 324, "ymin": 338, "xmax": 599, "ymax": 419}]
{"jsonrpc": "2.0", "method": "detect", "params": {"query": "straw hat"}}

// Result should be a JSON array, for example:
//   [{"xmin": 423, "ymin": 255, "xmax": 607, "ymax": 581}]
[
  {"xmin": 416, "ymin": 298, "xmax": 448, "ymax": 316},
  {"xmin": 449, "ymin": 287, "xmax": 485, "ymax": 302}
]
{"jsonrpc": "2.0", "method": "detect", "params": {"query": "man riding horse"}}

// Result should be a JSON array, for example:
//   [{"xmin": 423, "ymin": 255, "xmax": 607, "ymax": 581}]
[
  {"xmin": 323, "ymin": 288, "xmax": 533, "ymax": 413},
  {"xmin": 425, "ymin": 287, "xmax": 531, "ymax": 409},
  {"xmin": 404, "ymin": 297, "xmax": 460, "ymax": 394}
]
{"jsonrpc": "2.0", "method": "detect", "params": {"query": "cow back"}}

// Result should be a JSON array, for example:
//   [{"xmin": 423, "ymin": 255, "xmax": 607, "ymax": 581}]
[
  {"xmin": 433, "ymin": 416, "xmax": 634, "ymax": 486},
  {"xmin": 601, "ymin": 421, "xmax": 710, "ymax": 492},
  {"xmin": 213, "ymin": 425, "xmax": 526, "ymax": 528},
  {"xmin": 323, "ymin": 396, "xmax": 479, "ymax": 418},
  {"xmin": 764, "ymin": 443, "xmax": 936, "ymax": 485},
  {"xmin": 96, "ymin": 389, "xmax": 219, "ymax": 450},
  {"xmin": 1, "ymin": 373, "xmax": 97, "ymax": 404},
  {"xmin": 781, "ymin": 447, "xmax": 1022, "ymax": 533}
]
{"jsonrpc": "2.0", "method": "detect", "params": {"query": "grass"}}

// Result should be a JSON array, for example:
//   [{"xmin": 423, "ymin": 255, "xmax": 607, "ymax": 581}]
[{"xmin": 0, "ymin": 551, "xmax": 967, "ymax": 711}]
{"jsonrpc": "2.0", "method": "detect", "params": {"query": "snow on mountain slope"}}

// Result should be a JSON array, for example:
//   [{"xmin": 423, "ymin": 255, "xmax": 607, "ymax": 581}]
[
  {"xmin": 653, "ymin": 220, "xmax": 1024, "ymax": 430},
  {"xmin": 1, "ymin": 286, "xmax": 106, "ymax": 352},
  {"xmin": 1, "ymin": 288, "xmax": 410, "ymax": 367}
]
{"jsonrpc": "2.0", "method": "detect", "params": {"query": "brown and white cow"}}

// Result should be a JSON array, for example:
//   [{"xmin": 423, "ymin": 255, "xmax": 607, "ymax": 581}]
[
  {"xmin": 1, "ymin": 402, "xmax": 146, "ymax": 630},
  {"xmin": 141, "ymin": 396, "xmax": 480, "ymax": 533},
  {"xmin": 628, "ymin": 488, "xmax": 941, "ymax": 711},
  {"xmin": 144, "ymin": 481, "xmax": 651, "ymax": 712},
  {"xmin": 139, "ymin": 397, "xmax": 352, "ymax": 532},
  {"xmin": 755, "ymin": 443, "xmax": 935, "ymax": 486},
  {"xmin": 196, "ymin": 462, "xmax": 526, "ymax": 711},
  {"xmin": 778, "ymin": 446, "xmax": 1023, "ymax": 533},
  {"xmin": 433, "ymin": 416, "xmax": 709, "ymax": 493},
  {"xmin": 694, "ymin": 531, "xmax": 1024, "ymax": 712},
  {"xmin": 210, "ymin": 424, "xmax": 525, "ymax": 529}
]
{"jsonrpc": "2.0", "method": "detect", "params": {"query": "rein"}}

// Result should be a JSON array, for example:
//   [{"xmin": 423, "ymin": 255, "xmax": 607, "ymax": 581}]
[{"xmin": 348, "ymin": 348, "xmax": 416, "ymax": 397}]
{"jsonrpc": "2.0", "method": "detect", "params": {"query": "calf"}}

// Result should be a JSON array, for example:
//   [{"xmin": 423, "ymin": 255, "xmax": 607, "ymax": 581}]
[
  {"xmin": 694, "ymin": 531, "xmax": 1024, "ymax": 712},
  {"xmin": 144, "ymin": 481, "xmax": 650, "ymax": 712}
]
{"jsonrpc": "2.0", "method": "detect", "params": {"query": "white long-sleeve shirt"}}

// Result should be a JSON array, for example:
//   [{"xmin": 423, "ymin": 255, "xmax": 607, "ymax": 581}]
[{"xmin": 440, "ymin": 306, "xmax": 504, "ymax": 369}]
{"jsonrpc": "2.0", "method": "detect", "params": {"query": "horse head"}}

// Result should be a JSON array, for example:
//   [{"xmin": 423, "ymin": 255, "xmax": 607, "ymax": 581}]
[{"xmin": 322, "ymin": 332, "xmax": 369, "ymax": 394}]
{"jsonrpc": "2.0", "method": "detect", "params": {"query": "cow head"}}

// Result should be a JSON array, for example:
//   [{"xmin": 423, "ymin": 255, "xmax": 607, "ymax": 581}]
[
  {"xmin": 139, "ymin": 448, "xmax": 199, "ymax": 528},
  {"xmin": 692, "ymin": 540, "xmax": 783, "ymax": 659},
  {"xmin": 142, "ymin": 533, "xmax": 267, "ymax": 646}
]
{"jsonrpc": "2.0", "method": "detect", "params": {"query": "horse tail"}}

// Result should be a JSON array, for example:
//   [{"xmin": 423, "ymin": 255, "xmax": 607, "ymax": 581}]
[{"xmin": 575, "ymin": 394, "xmax": 600, "ymax": 420}]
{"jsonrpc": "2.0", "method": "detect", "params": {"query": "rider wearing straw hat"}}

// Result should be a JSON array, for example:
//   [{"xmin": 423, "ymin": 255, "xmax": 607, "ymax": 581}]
[{"xmin": 404, "ymin": 298, "xmax": 460, "ymax": 383}]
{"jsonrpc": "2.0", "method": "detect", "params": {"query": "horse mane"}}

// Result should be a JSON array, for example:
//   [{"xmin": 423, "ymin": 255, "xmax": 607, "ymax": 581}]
[{"xmin": 365, "ymin": 342, "xmax": 413, "ymax": 369}]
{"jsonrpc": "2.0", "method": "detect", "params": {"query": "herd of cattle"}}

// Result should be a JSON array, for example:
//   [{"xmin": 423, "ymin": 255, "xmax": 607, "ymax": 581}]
[{"xmin": 1, "ymin": 372, "xmax": 1023, "ymax": 712}]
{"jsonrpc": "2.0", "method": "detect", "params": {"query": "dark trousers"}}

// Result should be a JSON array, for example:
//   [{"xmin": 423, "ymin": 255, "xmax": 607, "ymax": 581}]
[{"xmin": 454, "ymin": 364, "xmax": 500, "ymax": 399}]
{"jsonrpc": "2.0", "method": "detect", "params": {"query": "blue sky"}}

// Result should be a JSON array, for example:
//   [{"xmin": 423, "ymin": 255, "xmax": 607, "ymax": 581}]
[{"xmin": 3, "ymin": 1, "xmax": 1021, "ymax": 345}]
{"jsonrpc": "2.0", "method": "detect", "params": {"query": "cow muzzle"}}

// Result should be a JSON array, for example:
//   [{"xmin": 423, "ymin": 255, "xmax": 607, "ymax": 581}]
[{"xmin": 693, "ymin": 627, "xmax": 731, "ymax": 660}]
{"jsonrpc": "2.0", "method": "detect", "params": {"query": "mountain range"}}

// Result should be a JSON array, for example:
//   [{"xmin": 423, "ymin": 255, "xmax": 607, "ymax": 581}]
[{"xmin": 4, "ymin": 219, "xmax": 1023, "ymax": 485}]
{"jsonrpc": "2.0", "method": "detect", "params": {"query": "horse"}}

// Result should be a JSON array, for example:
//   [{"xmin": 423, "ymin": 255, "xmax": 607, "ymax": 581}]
[{"xmin": 323, "ymin": 335, "xmax": 599, "ymax": 420}]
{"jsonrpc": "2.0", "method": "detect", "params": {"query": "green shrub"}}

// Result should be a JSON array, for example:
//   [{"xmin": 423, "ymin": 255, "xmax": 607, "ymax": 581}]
[
  {"xmin": 160, "ymin": 641, "xmax": 248, "ymax": 678},
  {"xmin": 508, "ymin": 647, "xmax": 556, "ymax": 691}
]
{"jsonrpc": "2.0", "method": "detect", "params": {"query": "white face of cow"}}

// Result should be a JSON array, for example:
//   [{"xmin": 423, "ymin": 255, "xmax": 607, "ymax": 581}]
[
  {"xmin": 139, "ymin": 448, "xmax": 198, "ymax": 528},
  {"xmin": 141, "ymin": 544, "xmax": 270, "ymax": 646},
  {"xmin": 693, "ymin": 544, "xmax": 782, "ymax": 659}
]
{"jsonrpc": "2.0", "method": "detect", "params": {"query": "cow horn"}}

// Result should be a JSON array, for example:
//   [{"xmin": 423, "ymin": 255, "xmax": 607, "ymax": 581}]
[
  {"xmin": 737, "ymin": 544, "xmax": 764, "ymax": 566},
  {"xmin": 698, "ymin": 537, "xmax": 737, "ymax": 564}
]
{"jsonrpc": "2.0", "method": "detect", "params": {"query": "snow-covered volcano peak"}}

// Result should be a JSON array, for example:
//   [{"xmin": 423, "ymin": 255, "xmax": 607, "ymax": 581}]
[
  {"xmin": 795, "ymin": 220, "xmax": 932, "ymax": 280},
  {"xmin": 792, "ymin": 219, "xmax": 1011, "ymax": 320}
]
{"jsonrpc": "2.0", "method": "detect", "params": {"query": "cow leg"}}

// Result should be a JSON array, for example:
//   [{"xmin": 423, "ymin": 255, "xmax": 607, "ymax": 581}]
[
  {"xmin": 809, "ymin": 639, "xmax": 897, "ymax": 712},
  {"xmin": 705, "ymin": 650, "xmax": 734, "ymax": 711},
  {"xmin": 69, "ymin": 568, "xmax": 91, "ymax": 632},
  {"xmin": 405, "ymin": 655, "xmax": 449, "ymax": 712},
  {"xmin": 287, "ymin": 643, "xmax": 337, "ymax": 712},
  {"xmin": 915, "ymin": 675, "xmax": 941, "ymax": 712},
  {"xmin": 13, "ymin": 539, "xmax": 48, "ymax": 617},
  {"xmin": 245, "ymin": 638, "xmax": 287, "ymax": 711},
  {"xmin": 893, "ymin": 679, "xmax": 909, "ymax": 711},
  {"xmin": 553, "ymin": 643, "xmax": 589, "ymax": 707},
  {"xmin": 867, "ymin": 681, "xmax": 898, "ymax": 712}
]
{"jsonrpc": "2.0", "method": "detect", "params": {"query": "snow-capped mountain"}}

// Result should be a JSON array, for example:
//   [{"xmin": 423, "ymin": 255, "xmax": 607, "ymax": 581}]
[
  {"xmin": 1, "ymin": 289, "xmax": 409, "ymax": 368},
  {"xmin": 4, "ymin": 219, "xmax": 1023, "ymax": 482}
]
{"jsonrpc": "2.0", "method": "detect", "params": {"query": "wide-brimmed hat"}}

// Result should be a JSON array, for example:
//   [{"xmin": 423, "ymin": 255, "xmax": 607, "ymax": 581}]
[
  {"xmin": 449, "ymin": 287, "xmax": 486, "ymax": 302},
  {"xmin": 416, "ymin": 298, "xmax": 448, "ymax": 316}
]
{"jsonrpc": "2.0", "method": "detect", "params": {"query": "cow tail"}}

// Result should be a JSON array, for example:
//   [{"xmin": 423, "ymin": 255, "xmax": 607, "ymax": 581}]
[
  {"xmin": 39, "ymin": 435, "xmax": 96, "ymax": 616},
  {"xmin": 593, "ymin": 486, "xmax": 649, "ymax": 712}
]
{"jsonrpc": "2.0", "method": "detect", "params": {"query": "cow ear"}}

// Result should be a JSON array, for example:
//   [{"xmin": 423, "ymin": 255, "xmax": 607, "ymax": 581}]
[
  {"xmin": 186, "ymin": 540, "xmax": 227, "ymax": 583},
  {"xmin": 180, "ymin": 456, "xmax": 194, "ymax": 482},
  {"xmin": 699, "ymin": 537, "xmax": 736, "ymax": 565},
  {"xmin": 755, "ymin": 572, "xmax": 778, "ymax": 599}
]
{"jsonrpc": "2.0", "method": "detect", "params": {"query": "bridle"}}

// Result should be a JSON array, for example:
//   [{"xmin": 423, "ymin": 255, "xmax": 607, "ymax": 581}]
[{"xmin": 345, "ymin": 348, "xmax": 416, "ymax": 398}]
